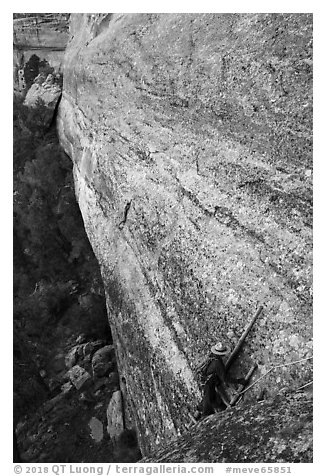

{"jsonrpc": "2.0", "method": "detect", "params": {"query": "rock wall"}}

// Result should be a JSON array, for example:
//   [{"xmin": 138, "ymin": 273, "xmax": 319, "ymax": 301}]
[
  {"xmin": 57, "ymin": 13, "xmax": 313, "ymax": 456},
  {"xmin": 13, "ymin": 14, "xmax": 70, "ymax": 94},
  {"xmin": 141, "ymin": 390, "xmax": 313, "ymax": 463}
]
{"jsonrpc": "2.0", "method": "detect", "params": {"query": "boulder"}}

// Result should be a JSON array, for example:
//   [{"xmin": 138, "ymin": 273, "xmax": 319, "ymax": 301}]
[
  {"xmin": 72, "ymin": 340, "xmax": 105, "ymax": 364},
  {"xmin": 67, "ymin": 365, "xmax": 92, "ymax": 390},
  {"xmin": 58, "ymin": 13, "xmax": 312, "ymax": 456},
  {"xmin": 65, "ymin": 346, "xmax": 78, "ymax": 369},
  {"xmin": 82, "ymin": 340, "xmax": 105, "ymax": 359},
  {"xmin": 107, "ymin": 390, "xmax": 125, "ymax": 443},
  {"xmin": 89, "ymin": 416, "xmax": 104, "ymax": 443},
  {"xmin": 23, "ymin": 73, "xmax": 62, "ymax": 128},
  {"xmin": 91, "ymin": 345, "xmax": 115, "ymax": 377}
]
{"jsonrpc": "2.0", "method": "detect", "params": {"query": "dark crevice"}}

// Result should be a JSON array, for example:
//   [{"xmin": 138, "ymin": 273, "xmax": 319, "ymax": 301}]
[{"xmin": 13, "ymin": 83, "xmax": 140, "ymax": 462}]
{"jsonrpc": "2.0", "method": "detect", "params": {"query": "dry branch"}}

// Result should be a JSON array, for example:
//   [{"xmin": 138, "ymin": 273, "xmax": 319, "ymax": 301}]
[
  {"xmin": 296, "ymin": 381, "xmax": 313, "ymax": 391},
  {"xmin": 238, "ymin": 356, "xmax": 313, "ymax": 396}
]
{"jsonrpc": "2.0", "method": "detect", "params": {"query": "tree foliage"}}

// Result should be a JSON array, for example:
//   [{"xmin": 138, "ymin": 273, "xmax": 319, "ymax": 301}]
[{"xmin": 13, "ymin": 96, "xmax": 109, "ymax": 421}]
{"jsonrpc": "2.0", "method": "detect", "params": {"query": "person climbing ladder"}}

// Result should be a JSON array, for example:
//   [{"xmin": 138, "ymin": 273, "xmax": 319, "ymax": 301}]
[
  {"xmin": 196, "ymin": 342, "xmax": 247, "ymax": 417},
  {"xmin": 195, "ymin": 306, "xmax": 264, "ymax": 420}
]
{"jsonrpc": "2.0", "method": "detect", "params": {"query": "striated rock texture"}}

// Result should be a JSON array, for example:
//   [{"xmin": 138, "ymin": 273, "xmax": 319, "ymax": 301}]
[
  {"xmin": 57, "ymin": 13, "xmax": 312, "ymax": 456},
  {"xmin": 13, "ymin": 14, "xmax": 70, "ymax": 94},
  {"xmin": 23, "ymin": 73, "xmax": 62, "ymax": 128},
  {"xmin": 141, "ymin": 391, "xmax": 313, "ymax": 463}
]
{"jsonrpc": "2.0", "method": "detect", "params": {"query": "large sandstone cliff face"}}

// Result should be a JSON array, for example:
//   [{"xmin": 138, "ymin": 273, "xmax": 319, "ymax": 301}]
[{"xmin": 57, "ymin": 13, "xmax": 312, "ymax": 456}]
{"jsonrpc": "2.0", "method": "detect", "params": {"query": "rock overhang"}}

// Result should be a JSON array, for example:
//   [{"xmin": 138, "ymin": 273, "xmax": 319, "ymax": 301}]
[{"xmin": 57, "ymin": 13, "xmax": 313, "ymax": 456}]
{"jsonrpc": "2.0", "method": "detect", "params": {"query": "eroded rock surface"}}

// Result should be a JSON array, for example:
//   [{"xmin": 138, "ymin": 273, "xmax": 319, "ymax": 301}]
[
  {"xmin": 142, "ymin": 391, "xmax": 313, "ymax": 463},
  {"xmin": 23, "ymin": 73, "xmax": 62, "ymax": 128},
  {"xmin": 57, "ymin": 13, "xmax": 313, "ymax": 455}
]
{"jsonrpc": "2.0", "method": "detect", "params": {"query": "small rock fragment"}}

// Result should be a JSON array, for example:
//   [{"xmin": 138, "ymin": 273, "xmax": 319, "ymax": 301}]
[
  {"xmin": 89, "ymin": 417, "xmax": 104, "ymax": 442},
  {"xmin": 61, "ymin": 381, "xmax": 73, "ymax": 394},
  {"xmin": 76, "ymin": 334, "xmax": 87, "ymax": 344},
  {"xmin": 107, "ymin": 390, "xmax": 124, "ymax": 443},
  {"xmin": 68, "ymin": 365, "xmax": 92, "ymax": 390},
  {"xmin": 65, "ymin": 346, "xmax": 78, "ymax": 369}
]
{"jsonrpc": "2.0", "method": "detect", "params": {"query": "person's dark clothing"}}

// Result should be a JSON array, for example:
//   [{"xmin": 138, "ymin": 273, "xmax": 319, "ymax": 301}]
[
  {"xmin": 198, "ymin": 354, "xmax": 246, "ymax": 417},
  {"xmin": 205, "ymin": 356, "xmax": 228, "ymax": 384},
  {"xmin": 204, "ymin": 355, "xmax": 246, "ymax": 386},
  {"xmin": 199, "ymin": 375, "xmax": 227, "ymax": 415}
]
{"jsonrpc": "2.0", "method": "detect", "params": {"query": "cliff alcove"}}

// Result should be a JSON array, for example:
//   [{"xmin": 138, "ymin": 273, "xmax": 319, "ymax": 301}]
[{"xmin": 13, "ymin": 13, "xmax": 70, "ymax": 95}]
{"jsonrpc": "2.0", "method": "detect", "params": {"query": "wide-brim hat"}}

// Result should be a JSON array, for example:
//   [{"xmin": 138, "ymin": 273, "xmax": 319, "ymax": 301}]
[{"xmin": 211, "ymin": 342, "xmax": 230, "ymax": 356}]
